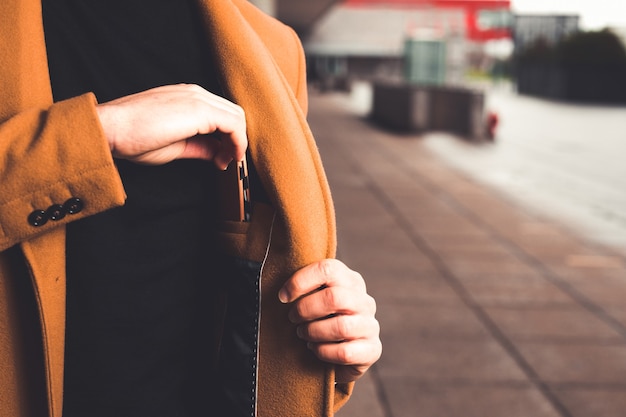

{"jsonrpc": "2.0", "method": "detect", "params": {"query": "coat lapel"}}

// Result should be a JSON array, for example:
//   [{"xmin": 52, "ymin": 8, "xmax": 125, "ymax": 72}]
[
  {"xmin": 195, "ymin": 0, "xmax": 337, "ymax": 267},
  {"xmin": 195, "ymin": 2, "xmax": 339, "ymax": 415}
]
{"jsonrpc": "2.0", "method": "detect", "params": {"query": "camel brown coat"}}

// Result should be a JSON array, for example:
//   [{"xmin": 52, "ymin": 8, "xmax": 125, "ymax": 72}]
[{"xmin": 0, "ymin": 0, "xmax": 353, "ymax": 416}]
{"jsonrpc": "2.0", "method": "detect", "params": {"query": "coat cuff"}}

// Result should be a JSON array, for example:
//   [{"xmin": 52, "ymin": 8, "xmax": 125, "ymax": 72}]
[{"xmin": 0, "ymin": 93, "xmax": 126, "ymax": 250}]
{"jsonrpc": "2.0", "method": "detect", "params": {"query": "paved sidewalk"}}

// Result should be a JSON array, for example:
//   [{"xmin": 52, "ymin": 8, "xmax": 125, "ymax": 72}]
[{"xmin": 306, "ymin": 91, "xmax": 626, "ymax": 417}]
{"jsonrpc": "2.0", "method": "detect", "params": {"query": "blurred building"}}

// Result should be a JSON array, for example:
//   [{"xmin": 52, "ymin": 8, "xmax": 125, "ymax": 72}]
[
  {"xmin": 303, "ymin": 0, "xmax": 511, "ymax": 87},
  {"xmin": 248, "ymin": 0, "xmax": 339, "ymax": 35},
  {"xmin": 513, "ymin": 14, "xmax": 580, "ymax": 53}
]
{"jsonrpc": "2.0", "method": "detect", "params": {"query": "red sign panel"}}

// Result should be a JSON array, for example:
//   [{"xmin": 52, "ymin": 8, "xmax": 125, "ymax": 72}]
[{"xmin": 344, "ymin": 0, "xmax": 512, "ymax": 41}]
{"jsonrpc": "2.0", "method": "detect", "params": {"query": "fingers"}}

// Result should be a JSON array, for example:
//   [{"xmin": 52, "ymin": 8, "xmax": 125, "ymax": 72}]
[
  {"xmin": 288, "ymin": 286, "xmax": 376, "ymax": 324},
  {"xmin": 310, "ymin": 337, "xmax": 382, "ymax": 383},
  {"xmin": 188, "ymin": 86, "xmax": 247, "ymax": 167},
  {"xmin": 213, "ymin": 129, "xmax": 246, "ymax": 170},
  {"xmin": 279, "ymin": 259, "xmax": 365, "ymax": 304},
  {"xmin": 308, "ymin": 338, "xmax": 382, "ymax": 369},
  {"xmin": 97, "ymin": 84, "xmax": 248, "ymax": 166},
  {"xmin": 280, "ymin": 259, "xmax": 382, "ymax": 382},
  {"xmin": 293, "ymin": 299, "xmax": 381, "ymax": 376},
  {"xmin": 296, "ymin": 314, "xmax": 379, "ymax": 343}
]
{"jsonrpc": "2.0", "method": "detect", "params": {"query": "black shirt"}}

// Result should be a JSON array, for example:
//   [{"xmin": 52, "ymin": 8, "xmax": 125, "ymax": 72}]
[{"xmin": 42, "ymin": 1, "xmax": 221, "ymax": 415}]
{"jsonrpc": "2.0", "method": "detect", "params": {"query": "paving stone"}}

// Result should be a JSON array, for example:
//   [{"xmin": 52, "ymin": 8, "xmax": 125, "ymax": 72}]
[
  {"xmin": 563, "ymin": 254, "xmax": 625, "ymax": 269},
  {"xmin": 336, "ymin": 225, "xmax": 441, "ymax": 283},
  {"xmin": 516, "ymin": 343, "xmax": 626, "ymax": 385},
  {"xmin": 367, "ymin": 274, "xmax": 462, "ymax": 306},
  {"xmin": 377, "ymin": 337, "xmax": 528, "ymax": 382},
  {"xmin": 444, "ymin": 258, "xmax": 538, "ymax": 279},
  {"xmin": 547, "ymin": 264, "xmax": 626, "ymax": 282},
  {"xmin": 498, "ymin": 224, "xmax": 587, "ymax": 259},
  {"xmin": 484, "ymin": 305, "xmax": 624, "ymax": 342},
  {"xmin": 554, "ymin": 388, "xmax": 626, "ymax": 417},
  {"xmin": 333, "ymin": 189, "xmax": 394, "ymax": 226},
  {"xmin": 451, "ymin": 191, "xmax": 536, "ymax": 225},
  {"xmin": 436, "ymin": 247, "xmax": 522, "ymax": 267},
  {"xmin": 605, "ymin": 306, "xmax": 626, "ymax": 329},
  {"xmin": 382, "ymin": 378, "xmax": 561, "ymax": 417},
  {"xmin": 406, "ymin": 215, "xmax": 482, "ymax": 235},
  {"xmin": 419, "ymin": 231, "xmax": 496, "ymax": 250},
  {"xmin": 308, "ymin": 92, "xmax": 626, "ymax": 417},
  {"xmin": 377, "ymin": 304, "xmax": 491, "ymax": 341},
  {"xmin": 457, "ymin": 272, "xmax": 577, "ymax": 307},
  {"xmin": 561, "ymin": 275, "xmax": 626, "ymax": 309}
]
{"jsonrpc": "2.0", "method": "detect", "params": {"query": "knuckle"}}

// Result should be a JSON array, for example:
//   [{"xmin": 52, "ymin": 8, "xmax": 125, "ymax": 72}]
[
  {"xmin": 292, "ymin": 280, "xmax": 308, "ymax": 298},
  {"xmin": 187, "ymin": 83, "xmax": 204, "ymax": 92},
  {"xmin": 372, "ymin": 339, "xmax": 383, "ymax": 361},
  {"xmin": 351, "ymin": 270, "xmax": 366, "ymax": 290},
  {"xmin": 234, "ymin": 104, "xmax": 246, "ymax": 117},
  {"xmin": 336, "ymin": 344, "xmax": 354, "ymax": 365},
  {"xmin": 372, "ymin": 318, "xmax": 381, "ymax": 336},
  {"xmin": 366, "ymin": 294, "xmax": 377, "ymax": 315},
  {"xmin": 322, "ymin": 287, "xmax": 339, "ymax": 309},
  {"xmin": 317, "ymin": 259, "xmax": 336, "ymax": 279},
  {"xmin": 335, "ymin": 316, "xmax": 353, "ymax": 340}
]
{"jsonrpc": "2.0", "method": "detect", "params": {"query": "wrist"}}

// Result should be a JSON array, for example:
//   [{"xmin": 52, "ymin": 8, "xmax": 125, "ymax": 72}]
[{"xmin": 95, "ymin": 104, "xmax": 116, "ymax": 153}]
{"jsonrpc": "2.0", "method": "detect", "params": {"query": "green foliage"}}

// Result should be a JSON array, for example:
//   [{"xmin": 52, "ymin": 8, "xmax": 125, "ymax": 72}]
[
  {"xmin": 517, "ymin": 29, "xmax": 626, "ymax": 67},
  {"xmin": 556, "ymin": 29, "xmax": 626, "ymax": 66},
  {"xmin": 515, "ymin": 29, "xmax": 626, "ymax": 103}
]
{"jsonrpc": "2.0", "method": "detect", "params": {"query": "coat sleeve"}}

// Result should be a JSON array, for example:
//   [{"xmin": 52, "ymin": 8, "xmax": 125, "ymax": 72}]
[{"xmin": 0, "ymin": 93, "xmax": 126, "ymax": 252}]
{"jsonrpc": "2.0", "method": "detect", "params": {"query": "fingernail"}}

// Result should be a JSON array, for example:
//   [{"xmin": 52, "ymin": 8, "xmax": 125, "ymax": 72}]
[
  {"xmin": 288, "ymin": 311, "xmax": 297, "ymax": 324},
  {"xmin": 278, "ymin": 289, "xmax": 289, "ymax": 303},
  {"xmin": 216, "ymin": 156, "xmax": 232, "ymax": 171}
]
